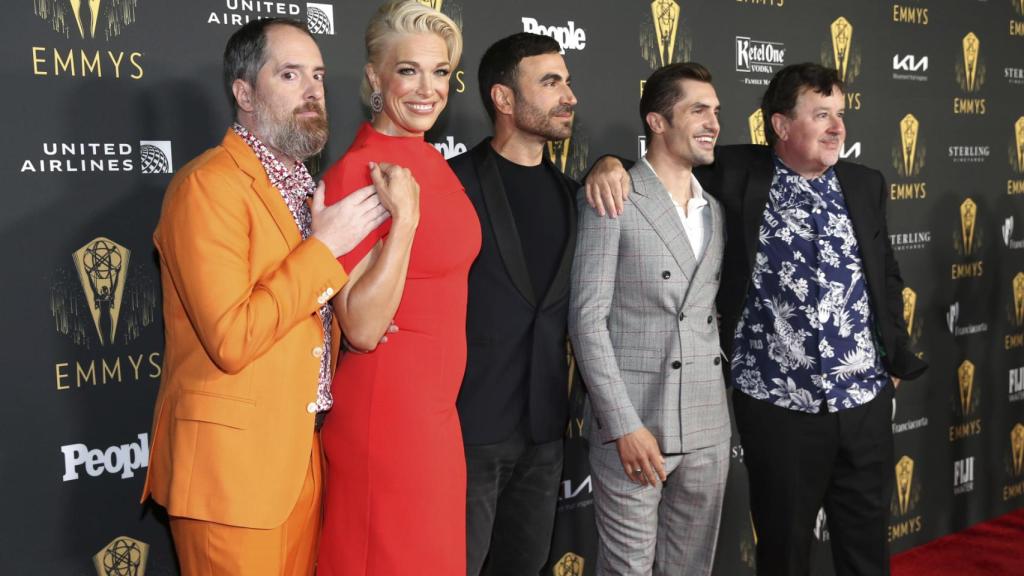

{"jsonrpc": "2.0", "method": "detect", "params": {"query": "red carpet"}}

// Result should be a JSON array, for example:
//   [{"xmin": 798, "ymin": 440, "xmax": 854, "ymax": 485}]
[{"xmin": 891, "ymin": 508, "xmax": 1024, "ymax": 576}]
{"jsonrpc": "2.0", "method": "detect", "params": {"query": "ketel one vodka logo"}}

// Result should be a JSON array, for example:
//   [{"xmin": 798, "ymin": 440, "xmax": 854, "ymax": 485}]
[{"xmin": 34, "ymin": 0, "xmax": 137, "ymax": 40}]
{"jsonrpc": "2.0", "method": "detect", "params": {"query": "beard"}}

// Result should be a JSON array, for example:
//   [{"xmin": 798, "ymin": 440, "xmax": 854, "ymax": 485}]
[
  {"xmin": 513, "ymin": 97, "xmax": 574, "ymax": 142},
  {"xmin": 252, "ymin": 98, "xmax": 329, "ymax": 161}
]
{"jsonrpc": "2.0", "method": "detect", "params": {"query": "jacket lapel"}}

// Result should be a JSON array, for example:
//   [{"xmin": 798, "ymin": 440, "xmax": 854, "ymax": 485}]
[
  {"xmin": 223, "ymin": 130, "xmax": 303, "ymax": 250},
  {"xmin": 685, "ymin": 197, "xmax": 723, "ymax": 302},
  {"xmin": 629, "ymin": 161, "xmax": 697, "ymax": 279},
  {"xmin": 834, "ymin": 162, "xmax": 882, "ymax": 290},
  {"xmin": 538, "ymin": 161, "xmax": 578, "ymax": 309},
  {"xmin": 473, "ymin": 141, "xmax": 536, "ymax": 306}
]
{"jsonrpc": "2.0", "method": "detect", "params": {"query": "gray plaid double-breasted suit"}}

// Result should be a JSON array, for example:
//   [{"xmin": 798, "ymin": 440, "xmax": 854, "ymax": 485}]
[{"xmin": 569, "ymin": 160, "xmax": 731, "ymax": 576}]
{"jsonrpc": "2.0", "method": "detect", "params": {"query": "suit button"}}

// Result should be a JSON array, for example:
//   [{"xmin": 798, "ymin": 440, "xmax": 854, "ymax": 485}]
[
  {"xmin": 312, "ymin": 346, "xmax": 324, "ymax": 358},
  {"xmin": 662, "ymin": 271, "xmax": 671, "ymax": 280},
  {"xmin": 316, "ymin": 296, "xmax": 327, "ymax": 305},
  {"xmin": 678, "ymin": 312, "xmax": 685, "ymax": 321},
  {"xmin": 707, "ymin": 315, "xmax": 713, "ymax": 324},
  {"xmin": 671, "ymin": 360, "xmax": 682, "ymax": 369},
  {"xmin": 325, "ymin": 287, "xmax": 335, "ymax": 297},
  {"xmin": 713, "ymin": 357, "xmax": 721, "ymax": 366},
  {"xmin": 306, "ymin": 402, "xmax": 318, "ymax": 414}
]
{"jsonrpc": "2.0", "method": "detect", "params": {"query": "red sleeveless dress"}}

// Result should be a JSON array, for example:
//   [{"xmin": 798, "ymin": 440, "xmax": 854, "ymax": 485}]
[{"xmin": 317, "ymin": 123, "xmax": 480, "ymax": 575}]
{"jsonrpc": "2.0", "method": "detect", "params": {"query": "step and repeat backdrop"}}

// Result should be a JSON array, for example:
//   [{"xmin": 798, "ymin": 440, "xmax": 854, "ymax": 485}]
[{"xmin": 1, "ymin": 0, "xmax": 1022, "ymax": 574}]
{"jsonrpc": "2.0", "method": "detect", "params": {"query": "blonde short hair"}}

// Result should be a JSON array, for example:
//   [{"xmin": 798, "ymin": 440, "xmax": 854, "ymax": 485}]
[{"xmin": 361, "ymin": 0, "xmax": 463, "ymax": 105}]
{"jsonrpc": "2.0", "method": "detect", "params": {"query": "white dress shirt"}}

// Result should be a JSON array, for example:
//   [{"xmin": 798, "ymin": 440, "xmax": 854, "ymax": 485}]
[{"xmin": 642, "ymin": 157, "xmax": 709, "ymax": 260}]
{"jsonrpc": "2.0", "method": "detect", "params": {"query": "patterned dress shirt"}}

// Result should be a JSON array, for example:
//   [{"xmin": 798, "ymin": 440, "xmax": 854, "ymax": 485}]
[
  {"xmin": 233, "ymin": 123, "xmax": 335, "ymax": 412},
  {"xmin": 730, "ymin": 156, "xmax": 890, "ymax": 414}
]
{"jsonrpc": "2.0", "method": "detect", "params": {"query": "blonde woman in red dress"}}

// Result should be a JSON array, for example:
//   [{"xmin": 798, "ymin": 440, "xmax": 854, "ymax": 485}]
[{"xmin": 317, "ymin": 2, "xmax": 478, "ymax": 574}]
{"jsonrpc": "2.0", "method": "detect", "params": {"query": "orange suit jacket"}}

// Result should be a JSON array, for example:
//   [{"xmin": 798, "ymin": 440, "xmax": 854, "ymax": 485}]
[{"xmin": 141, "ymin": 129, "xmax": 347, "ymax": 529}]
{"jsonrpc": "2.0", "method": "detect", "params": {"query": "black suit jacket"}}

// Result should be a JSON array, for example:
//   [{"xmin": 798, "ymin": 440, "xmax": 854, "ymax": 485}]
[
  {"xmin": 695, "ymin": 145, "xmax": 927, "ymax": 381},
  {"xmin": 451, "ymin": 139, "xmax": 579, "ymax": 445}
]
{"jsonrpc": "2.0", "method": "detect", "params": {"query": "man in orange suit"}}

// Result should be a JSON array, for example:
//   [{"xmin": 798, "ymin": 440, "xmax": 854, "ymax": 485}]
[{"xmin": 141, "ymin": 18, "xmax": 410, "ymax": 575}]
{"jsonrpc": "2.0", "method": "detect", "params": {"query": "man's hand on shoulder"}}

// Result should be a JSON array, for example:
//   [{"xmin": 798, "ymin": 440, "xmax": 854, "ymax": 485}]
[
  {"xmin": 311, "ymin": 180, "xmax": 390, "ymax": 258},
  {"xmin": 584, "ymin": 156, "xmax": 631, "ymax": 218}
]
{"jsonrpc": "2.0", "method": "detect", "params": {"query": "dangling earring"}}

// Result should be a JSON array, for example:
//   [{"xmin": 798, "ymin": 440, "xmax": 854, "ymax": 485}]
[{"xmin": 370, "ymin": 90, "xmax": 384, "ymax": 114}]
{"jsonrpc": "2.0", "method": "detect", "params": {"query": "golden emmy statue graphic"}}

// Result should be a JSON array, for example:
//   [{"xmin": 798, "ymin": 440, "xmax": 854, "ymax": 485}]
[
  {"xmin": 962, "ymin": 32, "xmax": 980, "ymax": 92},
  {"xmin": 93, "ymin": 536, "xmax": 148, "ymax": 576},
  {"xmin": 903, "ymin": 287, "xmax": 917, "ymax": 337},
  {"xmin": 830, "ymin": 17, "xmax": 853, "ymax": 82},
  {"xmin": 73, "ymin": 237, "xmax": 130, "ymax": 346},
  {"xmin": 552, "ymin": 552, "xmax": 585, "ymax": 576},
  {"xmin": 1013, "ymin": 424, "xmax": 1024, "ymax": 476},
  {"xmin": 651, "ymin": 0, "xmax": 680, "ymax": 67},
  {"xmin": 896, "ymin": 456, "xmax": 914, "ymax": 515},
  {"xmin": 1015, "ymin": 116, "xmax": 1024, "ymax": 172},
  {"xmin": 1013, "ymin": 272, "xmax": 1024, "ymax": 327},
  {"xmin": 958, "ymin": 360, "xmax": 975, "ymax": 416},
  {"xmin": 960, "ymin": 198, "xmax": 977, "ymax": 256},
  {"xmin": 749, "ymin": 109, "xmax": 767, "ymax": 146},
  {"xmin": 899, "ymin": 114, "xmax": 919, "ymax": 177}
]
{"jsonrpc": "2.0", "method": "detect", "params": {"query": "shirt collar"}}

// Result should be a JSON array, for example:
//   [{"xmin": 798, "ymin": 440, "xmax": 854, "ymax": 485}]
[{"xmin": 641, "ymin": 156, "xmax": 708, "ymax": 208}]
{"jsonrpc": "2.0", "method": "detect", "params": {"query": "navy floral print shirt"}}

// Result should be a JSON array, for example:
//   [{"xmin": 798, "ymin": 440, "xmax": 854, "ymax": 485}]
[{"xmin": 730, "ymin": 156, "xmax": 890, "ymax": 413}]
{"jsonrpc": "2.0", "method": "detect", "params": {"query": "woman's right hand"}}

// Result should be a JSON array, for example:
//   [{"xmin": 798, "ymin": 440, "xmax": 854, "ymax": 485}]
[{"xmin": 370, "ymin": 161, "xmax": 420, "ymax": 228}]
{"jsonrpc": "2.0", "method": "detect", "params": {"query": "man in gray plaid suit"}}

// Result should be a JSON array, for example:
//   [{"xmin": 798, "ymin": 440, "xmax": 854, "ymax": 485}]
[{"xmin": 569, "ymin": 63, "xmax": 731, "ymax": 576}]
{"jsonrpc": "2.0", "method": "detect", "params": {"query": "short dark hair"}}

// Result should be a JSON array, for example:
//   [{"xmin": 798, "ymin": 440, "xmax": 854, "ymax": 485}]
[
  {"xmin": 761, "ymin": 63, "xmax": 844, "ymax": 147},
  {"xmin": 223, "ymin": 18, "xmax": 313, "ymax": 114},
  {"xmin": 639, "ymin": 62, "xmax": 713, "ymax": 141},
  {"xmin": 477, "ymin": 32, "xmax": 562, "ymax": 122}
]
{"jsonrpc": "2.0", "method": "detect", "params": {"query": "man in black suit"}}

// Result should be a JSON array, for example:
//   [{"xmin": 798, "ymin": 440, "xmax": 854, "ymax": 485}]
[
  {"xmin": 587, "ymin": 63, "xmax": 927, "ymax": 576},
  {"xmin": 450, "ymin": 33, "xmax": 580, "ymax": 576}
]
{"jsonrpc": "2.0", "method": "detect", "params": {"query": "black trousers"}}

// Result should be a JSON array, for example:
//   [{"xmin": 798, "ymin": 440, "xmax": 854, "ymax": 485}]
[
  {"xmin": 464, "ymin": 422, "xmax": 564, "ymax": 576},
  {"xmin": 733, "ymin": 385, "xmax": 895, "ymax": 576}
]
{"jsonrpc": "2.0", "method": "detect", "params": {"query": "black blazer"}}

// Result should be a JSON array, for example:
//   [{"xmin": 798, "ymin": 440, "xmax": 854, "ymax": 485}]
[
  {"xmin": 695, "ymin": 145, "xmax": 927, "ymax": 381},
  {"xmin": 451, "ymin": 140, "xmax": 579, "ymax": 445}
]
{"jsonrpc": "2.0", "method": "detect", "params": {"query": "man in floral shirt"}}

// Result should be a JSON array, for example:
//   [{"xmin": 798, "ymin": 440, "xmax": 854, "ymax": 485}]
[{"xmin": 708, "ymin": 63, "xmax": 928, "ymax": 576}]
